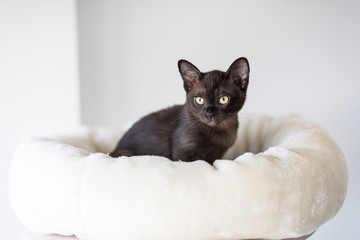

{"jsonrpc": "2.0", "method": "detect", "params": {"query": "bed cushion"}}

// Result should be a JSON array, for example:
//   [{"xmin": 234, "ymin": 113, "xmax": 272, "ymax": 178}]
[{"xmin": 10, "ymin": 114, "xmax": 348, "ymax": 240}]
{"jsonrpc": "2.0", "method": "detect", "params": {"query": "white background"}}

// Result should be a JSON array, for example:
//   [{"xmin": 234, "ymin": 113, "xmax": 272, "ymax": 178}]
[
  {"xmin": 1, "ymin": 0, "xmax": 359, "ymax": 239},
  {"xmin": 0, "ymin": 0, "xmax": 80, "ymax": 239}
]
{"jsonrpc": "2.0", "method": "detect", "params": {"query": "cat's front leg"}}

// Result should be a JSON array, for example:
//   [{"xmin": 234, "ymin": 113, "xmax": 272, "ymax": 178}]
[
  {"xmin": 109, "ymin": 148, "xmax": 133, "ymax": 158},
  {"xmin": 171, "ymin": 148, "xmax": 207, "ymax": 163}
]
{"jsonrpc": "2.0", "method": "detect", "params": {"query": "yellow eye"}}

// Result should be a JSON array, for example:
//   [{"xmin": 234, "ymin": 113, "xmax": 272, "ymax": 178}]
[
  {"xmin": 195, "ymin": 97, "xmax": 205, "ymax": 105},
  {"xmin": 219, "ymin": 96, "xmax": 229, "ymax": 105}
]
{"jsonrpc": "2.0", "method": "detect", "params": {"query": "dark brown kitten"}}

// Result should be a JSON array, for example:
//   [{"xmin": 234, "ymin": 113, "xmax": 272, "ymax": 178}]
[{"xmin": 110, "ymin": 58, "xmax": 250, "ymax": 164}]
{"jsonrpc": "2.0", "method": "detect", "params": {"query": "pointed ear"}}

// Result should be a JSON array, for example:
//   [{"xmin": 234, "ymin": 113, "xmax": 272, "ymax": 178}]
[
  {"xmin": 226, "ymin": 57, "xmax": 250, "ymax": 91},
  {"xmin": 178, "ymin": 59, "xmax": 201, "ymax": 92}
]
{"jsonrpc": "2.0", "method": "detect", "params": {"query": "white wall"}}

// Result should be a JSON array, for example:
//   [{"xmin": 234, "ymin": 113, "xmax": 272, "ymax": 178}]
[
  {"xmin": 78, "ymin": 0, "xmax": 359, "ymax": 239},
  {"xmin": 0, "ymin": 0, "xmax": 79, "ymax": 239}
]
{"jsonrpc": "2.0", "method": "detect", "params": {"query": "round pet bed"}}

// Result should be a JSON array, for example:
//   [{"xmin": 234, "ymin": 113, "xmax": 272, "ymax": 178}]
[{"xmin": 10, "ymin": 115, "xmax": 348, "ymax": 240}]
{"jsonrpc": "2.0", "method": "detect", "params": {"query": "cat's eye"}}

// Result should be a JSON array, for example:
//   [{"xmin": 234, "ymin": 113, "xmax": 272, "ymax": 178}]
[
  {"xmin": 219, "ymin": 96, "xmax": 230, "ymax": 105},
  {"xmin": 195, "ymin": 97, "xmax": 205, "ymax": 105}
]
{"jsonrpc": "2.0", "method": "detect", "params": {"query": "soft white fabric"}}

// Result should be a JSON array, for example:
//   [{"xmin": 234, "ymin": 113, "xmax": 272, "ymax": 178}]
[{"xmin": 10, "ymin": 115, "xmax": 348, "ymax": 240}]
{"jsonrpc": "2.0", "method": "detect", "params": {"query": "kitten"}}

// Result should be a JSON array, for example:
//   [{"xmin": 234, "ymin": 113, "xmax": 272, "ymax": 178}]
[{"xmin": 110, "ymin": 58, "xmax": 250, "ymax": 164}]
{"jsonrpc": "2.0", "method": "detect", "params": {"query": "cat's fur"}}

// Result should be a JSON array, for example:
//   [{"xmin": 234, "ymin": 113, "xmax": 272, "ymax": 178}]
[{"xmin": 110, "ymin": 58, "xmax": 250, "ymax": 164}]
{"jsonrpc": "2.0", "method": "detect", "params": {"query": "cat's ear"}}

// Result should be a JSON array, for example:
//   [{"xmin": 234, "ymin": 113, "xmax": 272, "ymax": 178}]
[
  {"xmin": 226, "ymin": 57, "xmax": 250, "ymax": 91},
  {"xmin": 178, "ymin": 60, "xmax": 201, "ymax": 92}
]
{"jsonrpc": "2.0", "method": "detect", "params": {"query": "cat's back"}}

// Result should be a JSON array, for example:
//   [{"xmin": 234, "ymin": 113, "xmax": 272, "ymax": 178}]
[
  {"xmin": 111, "ymin": 105, "xmax": 183, "ymax": 157},
  {"xmin": 145, "ymin": 104, "xmax": 183, "ymax": 126}
]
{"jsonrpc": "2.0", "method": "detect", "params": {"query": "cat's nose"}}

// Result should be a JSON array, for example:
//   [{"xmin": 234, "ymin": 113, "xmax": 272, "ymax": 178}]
[
  {"xmin": 205, "ymin": 112, "xmax": 215, "ymax": 120},
  {"xmin": 205, "ymin": 107, "xmax": 216, "ymax": 120}
]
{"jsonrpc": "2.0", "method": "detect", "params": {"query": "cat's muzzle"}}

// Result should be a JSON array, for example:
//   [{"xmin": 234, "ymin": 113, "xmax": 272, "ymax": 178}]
[{"xmin": 205, "ymin": 112, "xmax": 215, "ymax": 120}]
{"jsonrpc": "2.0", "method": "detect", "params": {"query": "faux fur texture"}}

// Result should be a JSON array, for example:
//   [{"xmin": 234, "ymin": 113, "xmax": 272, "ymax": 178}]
[{"xmin": 10, "ymin": 115, "xmax": 348, "ymax": 240}]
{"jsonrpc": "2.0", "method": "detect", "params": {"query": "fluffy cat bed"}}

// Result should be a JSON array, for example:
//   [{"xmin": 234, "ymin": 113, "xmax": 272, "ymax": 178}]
[{"xmin": 10, "ymin": 115, "xmax": 347, "ymax": 240}]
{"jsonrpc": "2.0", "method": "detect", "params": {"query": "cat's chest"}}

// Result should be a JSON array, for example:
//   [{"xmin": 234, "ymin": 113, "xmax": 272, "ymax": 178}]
[
  {"xmin": 205, "ymin": 129, "xmax": 237, "ymax": 147},
  {"xmin": 179, "ymin": 124, "xmax": 236, "ymax": 148}
]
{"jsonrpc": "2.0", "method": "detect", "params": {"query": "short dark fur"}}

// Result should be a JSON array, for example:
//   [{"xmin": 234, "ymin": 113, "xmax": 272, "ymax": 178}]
[{"xmin": 111, "ymin": 58, "xmax": 250, "ymax": 164}]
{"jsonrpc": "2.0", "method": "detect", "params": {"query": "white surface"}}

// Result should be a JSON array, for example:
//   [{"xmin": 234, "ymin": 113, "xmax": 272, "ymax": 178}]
[
  {"xmin": 77, "ymin": 0, "xmax": 360, "ymax": 239},
  {"xmin": 10, "ymin": 115, "xmax": 347, "ymax": 240},
  {"xmin": 0, "ymin": 0, "xmax": 79, "ymax": 239}
]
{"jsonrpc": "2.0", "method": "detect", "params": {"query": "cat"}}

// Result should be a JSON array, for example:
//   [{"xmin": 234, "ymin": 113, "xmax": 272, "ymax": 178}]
[{"xmin": 110, "ymin": 57, "xmax": 250, "ymax": 164}]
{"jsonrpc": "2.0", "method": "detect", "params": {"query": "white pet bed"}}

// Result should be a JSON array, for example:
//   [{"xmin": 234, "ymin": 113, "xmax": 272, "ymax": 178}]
[{"xmin": 10, "ymin": 115, "xmax": 348, "ymax": 240}]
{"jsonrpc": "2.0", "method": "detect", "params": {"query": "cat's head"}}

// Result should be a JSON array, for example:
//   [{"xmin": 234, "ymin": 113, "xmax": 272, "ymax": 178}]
[{"xmin": 178, "ymin": 58, "xmax": 250, "ymax": 127}]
